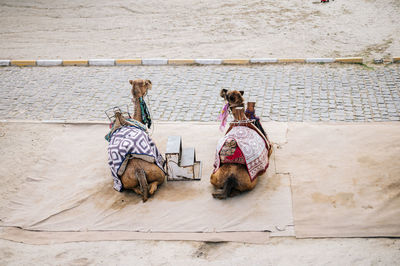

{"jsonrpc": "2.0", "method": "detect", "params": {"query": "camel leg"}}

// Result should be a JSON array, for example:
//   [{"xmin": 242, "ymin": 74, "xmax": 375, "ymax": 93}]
[
  {"xmin": 133, "ymin": 187, "xmax": 142, "ymax": 195},
  {"xmin": 229, "ymin": 188, "xmax": 241, "ymax": 197},
  {"xmin": 212, "ymin": 181, "xmax": 230, "ymax": 199},
  {"xmin": 135, "ymin": 168, "xmax": 148, "ymax": 202},
  {"xmin": 148, "ymin": 181, "xmax": 160, "ymax": 195},
  {"xmin": 212, "ymin": 175, "xmax": 237, "ymax": 200}
]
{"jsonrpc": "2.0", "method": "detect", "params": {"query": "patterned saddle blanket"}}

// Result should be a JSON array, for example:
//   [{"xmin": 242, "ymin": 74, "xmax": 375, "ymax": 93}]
[
  {"xmin": 213, "ymin": 126, "xmax": 269, "ymax": 182},
  {"xmin": 107, "ymin": 126, "xmax": 165, "ymax": 191}
]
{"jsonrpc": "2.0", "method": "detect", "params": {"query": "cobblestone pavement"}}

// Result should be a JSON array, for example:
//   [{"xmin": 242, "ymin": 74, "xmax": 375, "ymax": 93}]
[{"xmin": 0, "ymin": 64, "xmax": 399, "ymax": 122}]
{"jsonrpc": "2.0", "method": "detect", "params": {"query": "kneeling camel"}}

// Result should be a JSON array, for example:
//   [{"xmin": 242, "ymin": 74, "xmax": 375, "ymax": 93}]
[
  {"xmin": 211, "ymin": 89, "xmax": 272, "ymax": 199},
  {"xmin": 106, "ymin": 79, "xmax": 165, "ymax": 202}
]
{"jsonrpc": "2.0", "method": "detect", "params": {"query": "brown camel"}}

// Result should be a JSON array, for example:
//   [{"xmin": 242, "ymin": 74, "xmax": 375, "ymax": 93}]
[
  {"xmin": 109, "ymin": 79, "xmax": 165, "ymax": 202},
  {"xmin": 210, "ymin": 89, "xmax": 271, "ymax": 199}
]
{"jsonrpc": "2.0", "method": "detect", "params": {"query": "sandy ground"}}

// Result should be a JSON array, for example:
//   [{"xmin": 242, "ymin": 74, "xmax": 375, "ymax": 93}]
[
  {"xmin": 1, "ymin": 237, "xmax": 399, "ymax": 266},
  {"xmin": 0, "ymin": 0, "xmax": 399, "ymax": 61}
]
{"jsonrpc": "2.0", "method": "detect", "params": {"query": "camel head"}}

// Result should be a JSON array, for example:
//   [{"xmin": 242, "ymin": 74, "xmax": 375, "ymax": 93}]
[
  {"xmin": 220, "ymin": 89, "xmax": 245, "ymax": 109},
  {"xmin": 130, "ymin": 79, "xmax": 152, "ymax": 99}
]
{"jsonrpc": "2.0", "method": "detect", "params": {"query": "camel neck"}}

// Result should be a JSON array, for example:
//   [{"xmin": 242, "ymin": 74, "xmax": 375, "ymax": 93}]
[
  {"xmin": 132, "ymin": 97, "xmax": 143, "ymax": 123},
  {"xmin": 231, "ymin": 107, "xmax": 247, "ymax": 121}
]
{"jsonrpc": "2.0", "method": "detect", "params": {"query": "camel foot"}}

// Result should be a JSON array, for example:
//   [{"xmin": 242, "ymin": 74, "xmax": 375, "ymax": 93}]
[
  {"xmin": 148, "ymin": 181, "xmax": 158, "ymax": 195},
  {"xmin": 229, "ymin": 188, "xmax": 241, "ymax": 197},
  {"xmin": 212, "ymin": 189, "xmax": 228, "ymax": 199},
  {"xmin": 212, "ymin": 175, "xmax": 237, "ymax": 200},
  {"xmin": 136, "ymin": 168, "xmax": 148, "ymax": 202},
  {"xmin": 133, "ymin": 187, "xmax": 142, "ymax": 195},
  {"xmin": 213, "ymin": 187, "xmax": 240, "ymax": 199}
]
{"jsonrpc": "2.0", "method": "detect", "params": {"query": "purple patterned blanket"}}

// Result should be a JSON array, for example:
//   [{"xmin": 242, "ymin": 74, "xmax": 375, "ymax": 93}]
[{"xmin": 107, "ymin": 126, "xmax": 165, "ymax": 191}]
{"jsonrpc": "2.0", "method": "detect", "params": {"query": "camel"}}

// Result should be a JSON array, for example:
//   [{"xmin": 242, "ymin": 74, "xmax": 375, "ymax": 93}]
[
  {"xmin": 107, "ymin": 79, "xmax": 165, "ymax": 202},
  {"xmin": 210, "ymin": 89, "xmax": 272, "ymax": 199}
]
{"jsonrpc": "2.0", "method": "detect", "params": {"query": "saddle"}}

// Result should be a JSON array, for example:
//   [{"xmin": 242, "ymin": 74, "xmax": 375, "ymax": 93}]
[{"xmin": 226, "ymin": 120, "xmax": 272, "ymax": 155}]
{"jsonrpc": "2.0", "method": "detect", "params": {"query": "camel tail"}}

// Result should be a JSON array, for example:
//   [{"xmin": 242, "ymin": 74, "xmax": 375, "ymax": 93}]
[
  {"xmin": 225, "ymin": 174, "xmax": 237, "ymax": 196},
  {"xmin": 213, "ymin": 173, "xmax": 237, "ymax": 199},
  {"xmin": 136, "ymin": 168, "xmax": 148, "ymax": 202}
]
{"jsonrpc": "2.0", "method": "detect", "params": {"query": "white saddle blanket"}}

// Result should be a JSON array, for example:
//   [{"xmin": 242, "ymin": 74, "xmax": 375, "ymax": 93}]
[{"xmin": 213, "ymin": 126, "xmax": 269, "ymax": 181}]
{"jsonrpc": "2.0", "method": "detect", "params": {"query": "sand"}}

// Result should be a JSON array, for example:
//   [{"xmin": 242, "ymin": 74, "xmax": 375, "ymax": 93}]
[
  {"xmin": 1, "ymin": 237, "xmax": 399, "ymax": 266},
  {"xmin": 0, "ymin": 0, "xmax": 399, "ymax": 61}
]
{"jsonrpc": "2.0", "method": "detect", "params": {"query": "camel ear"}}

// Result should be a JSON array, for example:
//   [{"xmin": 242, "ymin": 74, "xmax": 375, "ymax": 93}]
[
  {"xmin": 129, "ymin": 80, "xmax": 134, "ymax": 85},
  {"xmin": 239, "ymin": 90, "xmax": 244, "ymax": 96},
  {"xmin": 220, "ymin": 89, "xmax": 228, "ymax": 99},
  {"xmin": 145, "ymin": 79, "xmax": 152, "ymax": 89}
]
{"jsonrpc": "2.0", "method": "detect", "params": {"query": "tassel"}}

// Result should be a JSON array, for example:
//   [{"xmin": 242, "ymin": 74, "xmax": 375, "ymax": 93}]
[
  {"xmin": 139, "ymin": 97, "xmax": 152, "ymax": 129},
  {"xmin": 218, "ymin": 103, "xmax": 229, "ymax": 132}
]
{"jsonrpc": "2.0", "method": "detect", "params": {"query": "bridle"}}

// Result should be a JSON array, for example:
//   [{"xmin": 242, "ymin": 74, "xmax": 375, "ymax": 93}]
[
  {"xmin": 131, "ymin": 90, "xmax": 154, "ymax": 136},
  {"xmin": 228, "ymin": 103, "xmax": 244, "ymax": 110}
]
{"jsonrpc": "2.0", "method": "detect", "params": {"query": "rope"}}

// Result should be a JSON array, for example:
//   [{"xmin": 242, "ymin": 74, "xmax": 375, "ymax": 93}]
[{"xmin": 229, "ymin": 119, "xmax": 256, "ymax": 125}]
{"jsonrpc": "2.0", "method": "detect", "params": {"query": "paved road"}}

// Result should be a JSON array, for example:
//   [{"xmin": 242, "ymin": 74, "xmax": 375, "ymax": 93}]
[{"xmin": 0, "ymin": 64, "xmax": 399, "ymax": 122}]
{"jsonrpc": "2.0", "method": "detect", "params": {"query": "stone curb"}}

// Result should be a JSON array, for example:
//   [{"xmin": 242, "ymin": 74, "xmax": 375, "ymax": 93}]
[
  {"xmin": 0, "ymin": 60, "xmax": 10, "ymax": 66},
  {"xmin": 88, "ymin": 59, "xmax": 115, "ymax": 66},
  {"xmin": 115, "ymin": 59, "xmax": 141, "ymax": 65},
  {"xmin": 305, "ymin": 58, "xmax": 335, "ymax": 63},
  {"xmin": 195, "ymin": 59, "xmax": 223, "ymax": 65},
  {"xmin": 62, "ymin": 60, "xmax": 88, "ymax": 66},
  {"xmin": 223, "ymin": 59, "xmax": 250, "ymax": 65},
  {"xmin": 278, "ymin": 58, "xmax": 306, "ymax": 63},
  {"xmin": 1, "ymin": 57, "xmax": 399, "ymax": 66},
  {"xmin": 335, "ymin": 57, "xmax": 363, "ymax": 64},
  {"xmin": 142, "ymin": 58, "xmax": 168, "ymax": 65},
  {"xmin": 168, "ymin": 59, "xmax": 196, "ymax": 65},
  {"xmin": 10, "ymin": 60, "xmax": 36, "ymax": 66},
  {"xmin": 250, "ymin": 58, "xmax": 278, "ymax": 64},
  {"xmin": 37, "ymin": 60, "xmax": 63, "ymax": 66}
]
